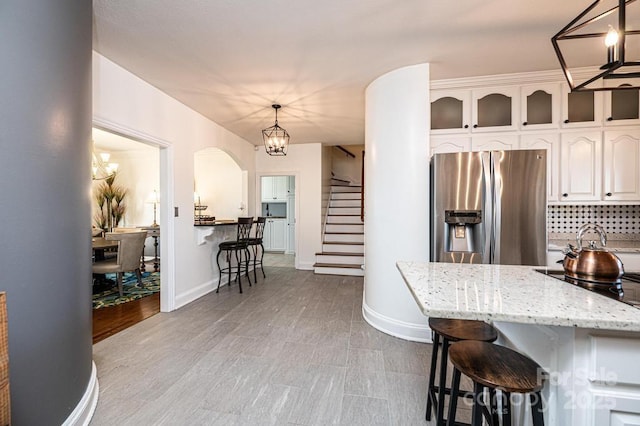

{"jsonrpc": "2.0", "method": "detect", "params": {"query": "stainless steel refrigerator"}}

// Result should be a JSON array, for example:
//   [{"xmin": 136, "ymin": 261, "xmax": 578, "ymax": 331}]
[{"xmin": 431, "ymin": 149, "xmax": 547, "ymax": 266}]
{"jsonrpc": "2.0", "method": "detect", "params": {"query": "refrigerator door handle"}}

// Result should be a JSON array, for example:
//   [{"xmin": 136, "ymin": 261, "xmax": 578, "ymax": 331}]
[
  {"xmin": 492, "ymin": 152, "xmax": 503, "ymax": 264},
  {"xmin": 481, "ymin": 152, "xmax": 493, "ymax": 264}
]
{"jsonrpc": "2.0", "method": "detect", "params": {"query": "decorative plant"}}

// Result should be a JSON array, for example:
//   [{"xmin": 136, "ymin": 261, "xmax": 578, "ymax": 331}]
[{"xmin": 94, "ymin": 173, "xmax": 128, "ymax": 231}]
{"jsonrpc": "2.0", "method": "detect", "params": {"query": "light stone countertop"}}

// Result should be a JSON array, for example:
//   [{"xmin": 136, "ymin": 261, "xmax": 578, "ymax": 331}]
[{"xmin": 396, "ymin": 261, "xmax": 640, "ymax": 332}]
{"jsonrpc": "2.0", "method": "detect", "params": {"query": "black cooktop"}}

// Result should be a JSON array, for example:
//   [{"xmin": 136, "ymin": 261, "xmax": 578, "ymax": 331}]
[{"xmin": 536, "ymin": 270, "xmax": 640, "ymax": 309}]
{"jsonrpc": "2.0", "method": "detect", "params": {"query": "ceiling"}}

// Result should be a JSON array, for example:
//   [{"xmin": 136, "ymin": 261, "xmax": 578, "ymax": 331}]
[{"xmin": 93, "ymin": 0, "xmax": 599, "ymax": 146}]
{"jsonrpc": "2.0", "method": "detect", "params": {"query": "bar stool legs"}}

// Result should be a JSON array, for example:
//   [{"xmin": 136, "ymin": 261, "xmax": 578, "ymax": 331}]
[
  {"xmin": 447, "ymin": 340, "xmax": 546, "ymax": 426},
  {"xmin": 426, "ymin": 318, "xmax": 498, "ymax": 425}
]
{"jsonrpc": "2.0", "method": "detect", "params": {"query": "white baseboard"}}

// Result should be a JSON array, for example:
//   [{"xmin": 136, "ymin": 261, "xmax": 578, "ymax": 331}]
[
  {"xmin": 63, "ymin": 361, "xmax": 99, "ymax": 426},
  {"xmin": 175, "ymin": 267, "xmax": 257, "ymax": 309},
  {"xmin": 175, "ymin": 279, "xmax": 216, "ymax": 309},
  {"xmin": 297, "ymin": 260, "xmax": 315, "ymax": 270},
  {"xmin": 362, "ymin": 301, "xmax": 433, "ymax": 343}
]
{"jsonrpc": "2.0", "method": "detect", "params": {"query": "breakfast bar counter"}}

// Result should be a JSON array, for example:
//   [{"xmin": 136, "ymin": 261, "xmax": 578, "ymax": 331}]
[
  {"xmin": 396, "ymin": 261, "xmax": 640, "ymax": 426},
  {"xmin": 396, "ymin": 261, "xmax": 640, "ymax": 332}
]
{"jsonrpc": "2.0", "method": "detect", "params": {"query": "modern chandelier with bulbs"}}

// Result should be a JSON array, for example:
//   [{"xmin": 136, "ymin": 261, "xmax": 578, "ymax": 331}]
[
  {"xmin": 552, "ymin": 0, "xmax": 640, "ymax": 91},
  {"xmin": 92, "ymin": 150, "xmax": 118, "ymax": 180}
]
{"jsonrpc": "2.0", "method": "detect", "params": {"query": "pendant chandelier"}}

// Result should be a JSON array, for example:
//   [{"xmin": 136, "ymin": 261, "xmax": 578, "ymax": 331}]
[
  {"xmin": 262, "ymin": 104, "xmax": 289, "ymax": 156},
  {"xmin": 552, "ymin": 0, "xmax": 640, "ymax": 91},
  {"xmin": 92, "ymin": 149, "xmax": 118, "ymax": 180}
]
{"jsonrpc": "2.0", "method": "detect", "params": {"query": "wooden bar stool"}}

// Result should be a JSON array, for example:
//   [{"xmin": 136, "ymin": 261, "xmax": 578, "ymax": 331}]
[
  {"xmin": 447, "ymin": 340, "xmax": 546, "ymax": 426},
  {"xmin": 426, "ymin": 318, "xmax": 498, "ymax": 426}
]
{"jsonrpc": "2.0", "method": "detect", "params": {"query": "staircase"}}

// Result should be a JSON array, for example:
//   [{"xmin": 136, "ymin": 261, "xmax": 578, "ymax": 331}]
[{"xmin": 314, "ymin": 182, "xmax": 364, "ymax": 276}]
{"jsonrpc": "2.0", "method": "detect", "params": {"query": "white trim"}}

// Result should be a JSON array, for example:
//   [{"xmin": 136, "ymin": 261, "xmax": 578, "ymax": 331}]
[
  {"xmin": 92, "ymin": 117, "xmax": 177, "ymax": 313},
  {"xmin": 296, "ymin": 260, "xmax": 315, "ymax": 270},
  {"xmin": 362, "ymin": 301, "xmax": 432, "ymax": 343},
  {"xmin": 93, "ymin": 116, "xmax": 171, "ymax": 148},
  {"xmin": 430, "ymin": 66, "xmax": 601, "ymax": 90},
  {"xmin": 175, "ymin": 279, "xmax": 216, "ymax": 309},
  {"xmin": 62, "ymin": 362, "xmax": 99, "ymax": 426},
  {"xmin": 174, "ymin": 265, "xmax": 257, "ymax": 308}
]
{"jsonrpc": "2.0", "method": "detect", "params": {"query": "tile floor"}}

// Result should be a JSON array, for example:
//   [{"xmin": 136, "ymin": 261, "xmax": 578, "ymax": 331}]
[{"xmin": 91, "ymin": 265, "xmax": 471, "ymax": 425}]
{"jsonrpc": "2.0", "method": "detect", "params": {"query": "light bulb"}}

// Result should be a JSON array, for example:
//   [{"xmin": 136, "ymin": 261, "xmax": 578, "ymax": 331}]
[
  {"xmin": 605, "ymin": 26, "xmax": 619, "ymax": 48},
  {"xmin": 100, "ymin": 152, "xmax": 111, "ymax": 163}
]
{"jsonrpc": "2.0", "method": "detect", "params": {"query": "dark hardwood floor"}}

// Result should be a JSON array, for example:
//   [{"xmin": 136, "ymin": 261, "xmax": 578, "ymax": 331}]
[{"xmin": 93, "ymin": 293, "xmax": 160, "ymax": 344}]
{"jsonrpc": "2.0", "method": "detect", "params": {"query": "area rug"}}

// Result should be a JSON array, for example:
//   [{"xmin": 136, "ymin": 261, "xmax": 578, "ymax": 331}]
[{"xmin": 92, "ymin": 272, "xmax": 160, "ymax": 309}]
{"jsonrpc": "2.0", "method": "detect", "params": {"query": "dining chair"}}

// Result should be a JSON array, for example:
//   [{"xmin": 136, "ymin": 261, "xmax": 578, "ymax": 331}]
[{"xmin": 92, "ymin": 230, "xmax": 148, "ymax": 297}]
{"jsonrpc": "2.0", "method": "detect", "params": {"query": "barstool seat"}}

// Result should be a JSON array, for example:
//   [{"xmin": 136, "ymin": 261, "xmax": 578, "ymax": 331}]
[
  {"xmin": 447, "ymin": 340, "xmax": 546, "ymax": 426},
  {"xmin": 426, "ymin": 318, "xmax": 498, "ymax": 426}
]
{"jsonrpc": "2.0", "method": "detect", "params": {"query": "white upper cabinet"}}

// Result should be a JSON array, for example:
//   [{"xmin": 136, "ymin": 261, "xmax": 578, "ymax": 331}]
[
  {"xmin": 429, "ymin": 135, "xmax": 471, "ymax": 157},
  {"xmin": 561, "ymin": 83, "xmax": 604, "ymax": 128},
  {"xmin": 603, "ymin": 81, "xmax": 640, "ymax": 126},
  {"xmin": 471, "ymin": 135, "xmax": 519, "ymax": 152},
  {"xmin": 603, "ymin": 131, "xmax": 640, "ymax": 201},
  {"xmin": 261, "ymin": 176, "xmax": 288, "ymax": 202},
  {"xmin": 559, "ymin": 131, "xmax": 603, "ymax": 202},
  {"xmin": 520, "ymin": 84, "xmax": 560, "ymax": 130},
  {"xmin": 471, "ymin": 86, "xmax": 519, "ymax": 132},
  {"xmin": 430, "ymin": 90, "xmax": 471, "ymax": 134},
  {"xmin": 520, "ymin": 133, "xmax": 560, "ymax": 202}
]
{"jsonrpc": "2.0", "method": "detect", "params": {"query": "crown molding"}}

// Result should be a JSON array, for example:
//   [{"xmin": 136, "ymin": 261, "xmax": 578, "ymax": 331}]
[{"xmin": 430, "ymin": 66, "xmax": 601, "ymax": 90}]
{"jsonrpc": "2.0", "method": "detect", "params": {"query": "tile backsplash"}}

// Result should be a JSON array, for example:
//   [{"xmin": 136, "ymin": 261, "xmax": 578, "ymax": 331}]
[{"xmin": 548, "ymin": 205, "xmax": 640, "ymax": 234}]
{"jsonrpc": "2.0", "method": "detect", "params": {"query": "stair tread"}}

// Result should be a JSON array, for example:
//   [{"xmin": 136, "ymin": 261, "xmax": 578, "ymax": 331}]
[
  {"xmin": 324, "ymin": 231, "xmax": 364, "ymax": 235},
  {"xmin": 323, "ymin": 241, "xmax": 364, "ymax": 245},
  {"xmin": 328, "ymin": 214, "xmax": 361, "ymax": 216},
  {"xmin": 316, "ymin": 252, "xmax": 364, "ymax": 256},
  {"xmin": 326, "ymin": 223, "xmax": 363, "ymax": 225},
  {"xmin": 314, "ymin": 263, "xmax": 363, "ymax": 269}
]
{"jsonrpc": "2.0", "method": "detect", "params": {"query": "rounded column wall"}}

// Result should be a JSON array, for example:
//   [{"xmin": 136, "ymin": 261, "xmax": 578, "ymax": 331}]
[
  {"xmin": 0, "ymin": 1, "xmax": 94, "ymax": 423},
  {"xmin": 363, "ymin": 64, "xmax": 431, "ymax": 342}
]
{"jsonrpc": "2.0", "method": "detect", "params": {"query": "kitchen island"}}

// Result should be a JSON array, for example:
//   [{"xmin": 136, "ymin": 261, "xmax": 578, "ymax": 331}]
[{"xmin": 397, "ymin": 261, "xmax": 640, "ymax": 426}]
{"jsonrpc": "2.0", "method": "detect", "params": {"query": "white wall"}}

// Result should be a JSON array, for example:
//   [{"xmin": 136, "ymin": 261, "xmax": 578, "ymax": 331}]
[
  {"xmin": 255, "ymin": 143, "xmax": 323, "ymax": 269},
  {"xmin": 93, "ymin": 52, "xmax": 256, "ymax": 311},
  {"xmin": 194, "ymin": 148, "xmax": 244, "ymax": 220},
  {"xmin": 363, "ymin": 64, "xmax": 431, "ymax": 342},
  {"xmin": 332, "ymin": 145, "xmax": 364, "ymax": 185}
]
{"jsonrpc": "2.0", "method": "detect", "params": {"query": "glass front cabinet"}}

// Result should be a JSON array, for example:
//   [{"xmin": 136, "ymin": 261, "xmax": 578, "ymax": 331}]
[
  {"xmin": 561, "ymin": 83, "xmax": 604, "ymax": 128},
  {"xmin": 520, "ymin": 84, "xmax": 560, "ymax": 130},
  {"xmin": 430, "ymin": 90, "xmax": 471, "ymax": 133},
  {"xmin": 604, "ymin": 81, "xmax": 640, "ymax": 126}
]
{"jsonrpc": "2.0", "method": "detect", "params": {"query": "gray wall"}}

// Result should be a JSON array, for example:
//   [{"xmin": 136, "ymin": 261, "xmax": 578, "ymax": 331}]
[{"xmin": 0, "ymin": 1, "xmax": 93, "ymax": 424}]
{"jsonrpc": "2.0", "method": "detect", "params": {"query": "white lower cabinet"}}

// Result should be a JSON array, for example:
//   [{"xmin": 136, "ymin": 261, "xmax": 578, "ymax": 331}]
[
  {"xmin": 263, "ymin": 218, "xmax": 286, "ymax": 252},
  {"xmin": 592, "ymin": 394, "xmax": 640, "ymax": 426},
  {"xmin": 589, "ymin": 336, "xmax": 640, "ymax": 426}
]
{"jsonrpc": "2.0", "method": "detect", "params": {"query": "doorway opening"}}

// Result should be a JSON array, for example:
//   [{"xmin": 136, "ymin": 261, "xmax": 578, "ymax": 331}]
[
  {"xmin": 260, "ymin": 175, "xmax": 296, "ymax": 268},
  {"xmin": 91, "ymin": 126, "xmax": 165, "ymax": 343}
]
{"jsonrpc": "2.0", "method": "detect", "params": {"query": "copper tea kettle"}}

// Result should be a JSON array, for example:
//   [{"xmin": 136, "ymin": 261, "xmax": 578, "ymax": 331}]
[{"xmin": 562, "ymin": 223, "xmax": 624, "ymax": 283}]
